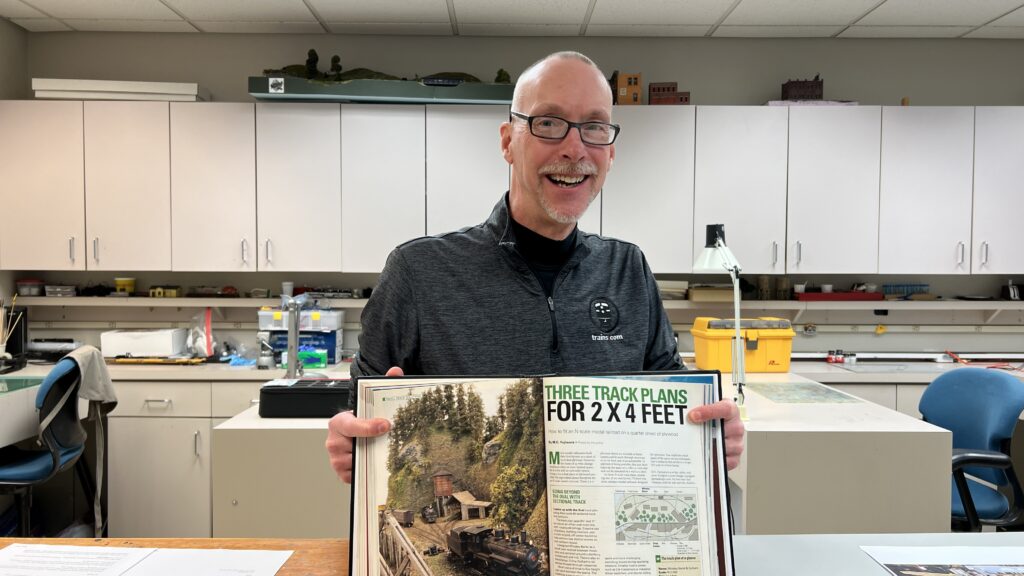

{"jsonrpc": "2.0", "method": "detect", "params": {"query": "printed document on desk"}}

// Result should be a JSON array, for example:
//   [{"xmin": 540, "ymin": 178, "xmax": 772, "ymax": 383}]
[
  {"xmin": 0, "ymin": 544, "xmax": 292, "ymax": 576},
  {"xmin": 862, "ymin": 545, "xmax": 1024, "ymax": 575}
]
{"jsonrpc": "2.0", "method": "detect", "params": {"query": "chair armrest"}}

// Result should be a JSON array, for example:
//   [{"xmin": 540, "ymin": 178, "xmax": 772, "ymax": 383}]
[{"xmin": 952, "ymin": 448, "xmax": 1011, "ymax": 471}]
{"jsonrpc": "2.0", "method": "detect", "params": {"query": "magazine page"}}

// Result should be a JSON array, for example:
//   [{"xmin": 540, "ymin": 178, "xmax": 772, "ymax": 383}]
[
  {"xmin": 543, "ymin": 373, "xmax": 730, "ymax": 576},
  {"xmin": 351, "ymin": 372, "xmax": 730, "ymax": 576},
  {"xmin": 352, "ymin": 376, "xmax": 552, "ymax": 576}
]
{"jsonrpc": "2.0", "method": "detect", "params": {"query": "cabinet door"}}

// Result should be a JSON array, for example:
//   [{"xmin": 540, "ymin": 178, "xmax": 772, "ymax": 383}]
[
  {"xmin": 973, "ymin": 107, "xmax": 1024, "ymax": 274},
  {"xmin": 694, "ymin": 106, "xmax": 788, "ymax": 274},
  {"xmin": 84, "ymin": 101, "xmax": 171, "ymax": 271},
  {"xmin": 787, "ymin": 106, "xmax": 881, "ymax": 274},
  {"xmin": 256, "ymin": 103, "xmax": 341, "ymax": 271},
  {"xmin": 426, "ymin": 105, "xmax": 509, "ymax": 235},
  {"xmin": 603, "ymin": 106, "xmax": 695, "ymax": 273},
  {"xmin": 341, "ymin": 104, "xmax": 425, "ymax": 272},
  {"xmin": 108, "ymin": 417, "xmax": 212, "ymax": 537},
  {"xmin": 879, "ymin": 107, "xmax": 974, "ymax": 274},
  {"xmin": 171, "ymin": 103, "xmax": 256, "ymax": 271},
  {"xmin": 0, "ymin": 101, "xmax": 85, "ymax": 270}
]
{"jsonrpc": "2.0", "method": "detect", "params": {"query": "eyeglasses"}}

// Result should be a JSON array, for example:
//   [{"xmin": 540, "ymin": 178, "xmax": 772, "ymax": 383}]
[{"xmin": 510, "ymin": 111, "xmax": 620, "ymax": 146}]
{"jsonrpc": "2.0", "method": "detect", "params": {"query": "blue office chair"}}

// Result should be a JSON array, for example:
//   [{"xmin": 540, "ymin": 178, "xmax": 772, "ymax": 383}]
[
  {"xmin": 919, "ymin": 367, "xmax": 1024, "ymax": 532},
  {"xmin": 0, "ymin": 358, "xmax": 88, "ymax": 536}
]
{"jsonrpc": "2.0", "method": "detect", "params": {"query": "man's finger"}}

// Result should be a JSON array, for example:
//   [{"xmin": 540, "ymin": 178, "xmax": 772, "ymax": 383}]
[
  {"xmin": 386, "ymin": 366, "xmax": 404, "ymax": 377},
  {"xmin": 330, "ymin": 410, "xmax": 391, "ymax": 438},
  {"xmin": 687, "ymin": 399, "xmax": 739, "ymax": 424}
]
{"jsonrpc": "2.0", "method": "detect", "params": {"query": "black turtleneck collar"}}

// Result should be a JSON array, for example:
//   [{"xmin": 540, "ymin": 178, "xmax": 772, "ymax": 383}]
[{"xmin": 509, "ymin": 212, "xmax": 578, "ymax": 296}]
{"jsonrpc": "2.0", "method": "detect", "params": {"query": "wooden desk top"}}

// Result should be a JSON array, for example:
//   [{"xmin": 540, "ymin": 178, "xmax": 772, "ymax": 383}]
[{"xmin": 0, "ymin": 538, "xmax": 348, "ymax": 576}]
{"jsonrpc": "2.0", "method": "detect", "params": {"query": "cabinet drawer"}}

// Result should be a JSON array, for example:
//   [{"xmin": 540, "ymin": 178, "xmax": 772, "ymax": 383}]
[
  {"xmin": 212, "ymin": 381, "xmax": 263, "ymax": 418},
  {"xmin": 110, "ymin": 380, "xmax": 211, "ymax": 417}
]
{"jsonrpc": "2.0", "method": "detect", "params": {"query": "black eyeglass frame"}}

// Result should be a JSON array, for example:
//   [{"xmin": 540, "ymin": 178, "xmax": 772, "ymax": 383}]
[{"xmin": 510, "ymin": 111, "xmax": 621, "ymax": 146}]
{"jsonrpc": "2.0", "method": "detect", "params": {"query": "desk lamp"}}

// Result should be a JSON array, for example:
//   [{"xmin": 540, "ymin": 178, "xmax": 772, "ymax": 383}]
[{"xmin": 693, "ymin": 224, "xmax": 746, "ymax": 411}]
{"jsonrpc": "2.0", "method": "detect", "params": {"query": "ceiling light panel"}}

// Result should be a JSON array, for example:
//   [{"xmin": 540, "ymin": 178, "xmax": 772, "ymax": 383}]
[
  {"xmin": 585, "ymin": 24, "xmax": 711, "ymax": 36},
  {"xmin": 11, "ymin": 16, "xmax": 69, "ymax": 30},
  {"xmin": 309, "ymin": 0, "xmax": 448, "ymax": 22},
  {"xmin": 589, "ymin": 0, "xmax": 735, "ymax": 25},
  {"xmin": 857, "ymin": 0, "xmax": 1024, "ymax": 26},
  {"xmin": 162, "ymin": 0, "xmax": 317, "ymax": 22},
  {"xmin": 64, "ymin": 18, "xmax": 196, "ymax": 32},
  {"xmin": 0, "ymin": 0, "xmax": 46, "ymax": 18},
  {"xmin": 724, "ymin": 0, "xmax": 881, "ymax": 25},
  {"xmin": 714, "ymin": 24, "xmax": 844, "ymax": 37},
  {"xmin": 840, "ymin": 25, "xmax": 973, "ymax": 37},
  {"xmin": 455, "ymin": 0, "xmax": 589, "ymax": 25},
  {"xmin": 24, "ymin": 0, "xmax": 180, "ymax": 19}
]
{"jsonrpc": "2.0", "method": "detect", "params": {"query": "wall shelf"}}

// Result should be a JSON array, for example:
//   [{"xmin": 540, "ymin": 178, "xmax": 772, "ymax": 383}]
[{"xmin": 14, "ymin": 296, "xmax": 369, "ymax": 310}]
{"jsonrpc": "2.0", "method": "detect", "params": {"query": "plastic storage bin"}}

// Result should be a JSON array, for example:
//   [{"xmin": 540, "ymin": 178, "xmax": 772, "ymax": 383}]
[{"xmin": 690, "ymin": 317, "xmax": 794, "ymax": 373}]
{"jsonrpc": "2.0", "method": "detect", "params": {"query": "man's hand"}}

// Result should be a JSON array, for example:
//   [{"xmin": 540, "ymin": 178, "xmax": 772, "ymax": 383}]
[
  {"xmin": 326, "ymin": 366, "xmax": 402, "ymax": 483},
  {"xmin": 687, "ymin": 399, "xmax": 745, "ymax": 471}
]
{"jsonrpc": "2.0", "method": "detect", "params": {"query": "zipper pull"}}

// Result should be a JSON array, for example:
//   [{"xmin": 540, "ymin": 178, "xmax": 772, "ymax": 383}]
[{"xmin": 547, "ymin": 297, "xmax": 555, "ymax": 311}]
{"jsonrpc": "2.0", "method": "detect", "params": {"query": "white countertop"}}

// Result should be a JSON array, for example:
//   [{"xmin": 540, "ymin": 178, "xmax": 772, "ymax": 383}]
[{"xmin": 11, "ymin": 362, "xmax": 352, "ymax": 381}]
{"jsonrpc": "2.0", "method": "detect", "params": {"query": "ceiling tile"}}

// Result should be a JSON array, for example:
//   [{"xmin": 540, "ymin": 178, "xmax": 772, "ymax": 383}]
[
  {"xmin": 162, "ymin": 0, "xmax": 316, "ymax": 22},
  {"xmin": 989, "ymin": 5, "xmax": 1024, "ymax": 25},
  {"xmin": 324, "ymin": 22, "xmax": 452, "ymax": 35},
  {"xmin": 0, "ymin": 0, "xmax": 46, "ymax": 18},
  {"xmin": 964, "ymin": 25, "xmax": 1024, "ymax": 38},
  {"xmin": 588, "ymin": 0, "xmax": 733, "ymax": 25},
  {"xmin": 196, "ymin": 21, "xmax": 324, "ymax": 33},
  {"xmin": 724, "ymin": 0, "xmax": 881, "ymax": 25},
  {"xmin": 310, "ymin": 0, "xmax": 448, "ymax": 23},
  {"xmin": 458, "ymin": 23, "xmax": 579, "ymax": 35},
  {"xmin": 11, "ymin": 16, "xmax": 68, "ymax": 30},
  {"xmin": 714, "ymin": 25, "xmax": 844, "ymax": 37},
  {"xmin": 585, "ymin": 24, "xmax": 711, "ymax": 36},
  {"xmin": 455, "ymin": 0, "xmax": 589, "ymax": 25},
  {"xmin": 857, "ymin": 0, "xmax": 1024, "ymax": 26},
  {"xmin": 24, "ymin": 0, "xmax": 180, "ymax": 19},
  {"xmin": 64, "ymin": 19, "xmax": 197, "ymax": 32},
  {"xmin": 839, "ymin": 25, "xmax": 973, "ymax": 38}
]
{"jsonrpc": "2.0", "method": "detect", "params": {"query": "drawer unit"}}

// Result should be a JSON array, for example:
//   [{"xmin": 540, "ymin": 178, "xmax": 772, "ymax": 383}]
[{"xmin": 109, "ymin": 380, "xmax": 211, "ymax": 417}]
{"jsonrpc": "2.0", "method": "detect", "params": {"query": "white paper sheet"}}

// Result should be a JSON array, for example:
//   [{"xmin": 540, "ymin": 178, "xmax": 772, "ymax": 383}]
[
  {"xmin": 0, "ymin": 544, "xmax": 155, "ymax": 576},
  {"xmin": 0, "ymin": 545, "xmax": 293, "ymax": 576},
  {"xmin": 862, "ymin": 545, "xmax": 1024, "ymax": 575}
]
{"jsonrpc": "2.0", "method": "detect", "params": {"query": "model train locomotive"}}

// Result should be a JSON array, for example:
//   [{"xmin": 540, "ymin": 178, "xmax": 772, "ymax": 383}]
[{"xmin": 446, "ymin": 525, "xmax": 544, "ymax": 576}]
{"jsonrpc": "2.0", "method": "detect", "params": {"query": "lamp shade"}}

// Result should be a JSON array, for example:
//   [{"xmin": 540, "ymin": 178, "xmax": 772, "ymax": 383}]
[{"xmin": 693, "ymin": 223, "xmax": 739, "ymax": 273}]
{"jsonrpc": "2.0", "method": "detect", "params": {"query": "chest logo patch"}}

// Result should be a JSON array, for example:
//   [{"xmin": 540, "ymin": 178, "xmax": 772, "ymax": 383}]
[{"xmin": 590, "ymin": 297, "xmax": 619, "ymax": 333}]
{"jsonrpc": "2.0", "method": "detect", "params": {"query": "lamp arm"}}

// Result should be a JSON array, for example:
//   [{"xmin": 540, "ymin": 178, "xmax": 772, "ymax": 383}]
[{"xmin": 719, "ymin": 238, "xmax": 745, "ymax": 405}]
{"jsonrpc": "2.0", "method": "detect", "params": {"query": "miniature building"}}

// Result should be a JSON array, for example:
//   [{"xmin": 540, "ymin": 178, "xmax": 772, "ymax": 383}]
[
  {"xmin": 649, "ymin": 82, "xmax": 691, "ymax": 105},
  {"xmin": 452, "ymin": 491, "xmax": 492, "ymax": 520},
  {"xmin": 432, "ymin": 470, "xmax": 453, "ymax": 497},
  {"xmin": 782, "ymin": 75, "xmax": 823, "ymax": 100},
  {"xmin": 613, "ymin": 72, "xmax": 642, "ymax": 105}
]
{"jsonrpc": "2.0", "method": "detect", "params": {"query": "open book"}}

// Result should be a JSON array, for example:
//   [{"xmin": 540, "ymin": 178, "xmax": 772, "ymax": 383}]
[{"xmin": 351, "ymin": 371, "xmax": 733, "ymax": 576}]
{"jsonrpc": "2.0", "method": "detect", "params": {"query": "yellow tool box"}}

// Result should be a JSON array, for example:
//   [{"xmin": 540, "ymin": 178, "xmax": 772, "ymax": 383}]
[{"xmin": 690, "ymin": 317, "xmax": 795, "ymax": 373}]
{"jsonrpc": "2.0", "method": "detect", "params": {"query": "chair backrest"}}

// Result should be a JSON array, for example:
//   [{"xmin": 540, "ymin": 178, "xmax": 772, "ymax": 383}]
[
  {"xmin": 36, "ymin": 357, "xmax": 87, "ymax": 450},
  {"xmin": 920, "ymin": 367, "xmax": 1024, "ymax": 486}
]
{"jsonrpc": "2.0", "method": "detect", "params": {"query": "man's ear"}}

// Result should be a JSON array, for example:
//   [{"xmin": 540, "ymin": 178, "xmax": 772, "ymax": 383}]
[
  {"xmin": 608, "ymin": 143, "xmax": 615, "ymax": 170},
  {"xmin": 500, "ymin": 121, "xmax": 514, "ymax": 165}
]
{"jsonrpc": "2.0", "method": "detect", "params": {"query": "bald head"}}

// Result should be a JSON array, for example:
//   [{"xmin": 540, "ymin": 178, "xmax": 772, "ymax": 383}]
[{"xmin": 511, "ymin": 51, "xmax": 613, "ymax": 114}]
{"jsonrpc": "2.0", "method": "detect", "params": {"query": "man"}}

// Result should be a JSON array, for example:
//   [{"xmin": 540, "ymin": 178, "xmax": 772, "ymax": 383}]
[{"xmin": 327, "ymin": 51, "xmax": 744, "ymax": 483}]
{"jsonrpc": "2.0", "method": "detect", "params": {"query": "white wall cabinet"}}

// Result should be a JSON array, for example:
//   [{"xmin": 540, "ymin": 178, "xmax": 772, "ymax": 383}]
[
  {"xmin": 426, "ymin": 105, "xmax": 509, "ymax": 235},
  {"xmin": 0, "ymin": 101, "xmax": 85, "ymax": 270},
  {"xmin": 603, "ymin": 106, "xmax": 695, "ymax": 273},
  {"xmin": 694, "ymin": 106, "xmax": 788, "ymax": 275},
  {"xmin": 171, "ymin": 103, "xmax": 256, "ymax": 272},
  {"xmin": 341, "ymin": 104, "xmax": 426, "ymax": 272},
  {"xmin": 972, "ymin": 107, "xmax": 1024, "ymax": 274},
  {"xmin": 787, "ymin": 106, "xmax": 881, "ymax": 274},
  {"xmin": 84, "ymin": 101, "xmax": 171, "ymax": 271},
  {"xmin": 879, "ymin": 107, "xmax": 974, "ymax": 275},
  {"xmin": 256, "ymin": 103, "xmax": 342, "ymax": 271}
]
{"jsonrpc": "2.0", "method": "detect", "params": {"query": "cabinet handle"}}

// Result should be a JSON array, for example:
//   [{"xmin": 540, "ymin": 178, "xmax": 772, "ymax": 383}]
[
  {"xmin": 194, "ymin": 430, "xmax": 200, "ymax": 457},
  {"xmin": 68, "ymin": 237, "xmax": 75, "ymax": 263},
  {"xmin": 93, "ymin": 237, "xmax": 99, "ymax": 264},
  {"xmin": 981, "ymin": 241, "xmax": 989, "ymax": 265},
  {"xmin": 265, "ymin": 239, "xmax": 273, "ymax": 264},
  {"xmin": 771, "ymin": 241, "xmax": 778, "ymax": 266},
  {"xmin": 957, "ymin": 241, "xmax": 965, "ymax": 266},
  {"xmin": 144, "ymin": 398, "xmax": 172, "ymax": 405},
  {"xmin": 795, "ymin": 241, "xmax": 802, "ymax": 265},
  {"xmin": 241, "ymin": 238, "xmax": 249, "ymax": 265}
]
